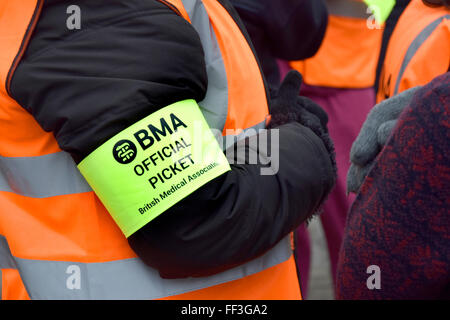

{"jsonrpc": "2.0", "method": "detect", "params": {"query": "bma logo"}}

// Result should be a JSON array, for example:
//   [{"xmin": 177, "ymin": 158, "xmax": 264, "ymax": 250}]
[{"xmin": 113, "ymin": 139, "xmax": 137, "ymax": 164}]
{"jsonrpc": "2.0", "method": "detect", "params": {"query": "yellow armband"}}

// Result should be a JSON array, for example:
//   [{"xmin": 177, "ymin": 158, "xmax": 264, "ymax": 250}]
[{"xmin": 78, "ymin": 99, "xmax": 231, "ymax": 237}]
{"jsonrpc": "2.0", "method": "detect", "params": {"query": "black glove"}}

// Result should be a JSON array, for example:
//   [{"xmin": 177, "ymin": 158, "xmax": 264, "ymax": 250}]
[
  {"xmin": 268, "ymin": 70, "xmax": 337, "ymax": 177},
  {"xmin": 268, "ymin": 70, "xmax": 328, "ymax": 130}
]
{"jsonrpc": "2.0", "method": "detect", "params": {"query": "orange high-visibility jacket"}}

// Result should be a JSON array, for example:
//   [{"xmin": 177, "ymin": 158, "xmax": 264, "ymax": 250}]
[
  {"xmin": 0, "ymin": 0, "xmax": 302, "ymax": 300},
  {"xmin": 290, "ymin": 0, "xmax": 384, "ymax": 89},
  {"xmin": 377, "ymin": 0, "xmax": 450, "ymax": 102}
]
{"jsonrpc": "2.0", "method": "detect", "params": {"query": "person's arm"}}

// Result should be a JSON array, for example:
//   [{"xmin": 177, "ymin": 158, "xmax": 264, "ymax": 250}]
[
  {"xmin": 265, "ymin": 0, "xmax": 329, "ymax": 59},
  {"xmin": 11, "ymin": 0, "xmax": 335, "ymax": 278},
  {"xmin": 337, "ymin": 73, "xmax": 450, "ymax": 299}
]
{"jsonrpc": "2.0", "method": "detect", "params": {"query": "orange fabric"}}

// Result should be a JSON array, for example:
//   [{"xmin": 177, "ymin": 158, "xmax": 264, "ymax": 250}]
[
  {"xmin": 163, "ymin": 256, "xmax": 302, "ymax": 300},
  {"xmin": 377, "ymin": 0, "xmax": 450, "ymax": 102},
  {"xmin": 0, "ymin": 192, "xmax": 137, "ymax": 262},
  {"xmin": 1, "ymin": 269, "xmax": 30, "ymax": 300},
  {"xmin": 162, "ymin": 0, "xmax": 300, "ymax": 299},
  {"xmin": 290, "ymin": 15, "xmax": 383, "ymax": 89},
  {"xmin": 0, "ymin": 0, "xmax": 60, "ymax": 157},
  {"xmin": 201, "ymin": 0, "xmax": 269, "ymax": 133}
]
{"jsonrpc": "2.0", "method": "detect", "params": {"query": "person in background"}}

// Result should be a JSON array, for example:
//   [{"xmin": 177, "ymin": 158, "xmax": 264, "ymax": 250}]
[
  {"xmin": 337, "ymin": 0, "xmax": 449, "ymax": 300},
  {"xmin": 229, "ymin": 0, "xmax": 330, "ymax": 296},
  {"xmin": 349, "ymin": 0, "xmax": 449, "ymax": 198},
  {"xmin": 284, "ymin": 0, "xmax": 384, "ymax": 297},
  {"xmin": 374, "ymin": 0, "xmax": 411, "ymax": 95},
  {"xmin": 337, "ymin": 72, "xmax": 449, "ymax": 300},
  {"xmin": 376, "ymin": 0, "xmax": 449, "ymax": 103},
  {"xmin": 348, "ymin": 0, "xmax": 449, "ymax": 246}
]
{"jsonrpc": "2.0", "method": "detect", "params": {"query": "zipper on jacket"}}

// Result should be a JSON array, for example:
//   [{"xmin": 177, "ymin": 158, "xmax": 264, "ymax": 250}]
[{"xmin": 6, "ymin": 0, "xmax": 44, "ymax": 96}]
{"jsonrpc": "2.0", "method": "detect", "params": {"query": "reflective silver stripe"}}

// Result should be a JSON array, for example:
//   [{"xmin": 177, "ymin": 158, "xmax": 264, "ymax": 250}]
[
  {"xmin": 0, "ymin": 152, "xmax": 92, "ymax": 198},
  {"xmin": 326, "ymin": 0, "xmax": 370, "ymax": 19},
  {"xmin": 10, "ymin": 236, "xmax": 291, "ymax": 300},
  {"xmin": 182, "ymin": 0, "xmax": 229, "ymax": 132},
  {"xmin": 394, "ymin": 15, "xmax": 450, "ymax": 95},
  {"xmin": 0, "ymin": 121, "xmax": 265, "ymax": 198},
  {"xmin": 0, "ymin": 235, "xmax": 17, "ymax": 269}
]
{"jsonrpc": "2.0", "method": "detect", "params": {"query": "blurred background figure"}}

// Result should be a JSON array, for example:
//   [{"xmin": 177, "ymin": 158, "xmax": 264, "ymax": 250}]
[
  {"xmin": 337, "ymin": 72, "xmax": 450, "ymax": 300},
  {"xmin": 374, "ymin": 0, "xmax": 412, "ymax": 96},
  {"xmin": 285, "ymin": 0, "xmax": 384, "ymax": 298}
]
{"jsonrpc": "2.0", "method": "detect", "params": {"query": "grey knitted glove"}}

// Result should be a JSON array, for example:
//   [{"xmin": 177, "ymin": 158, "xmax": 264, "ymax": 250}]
[{"xmin": 347, "ymin": 86, "xmax": 420, "ymax": 194}]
